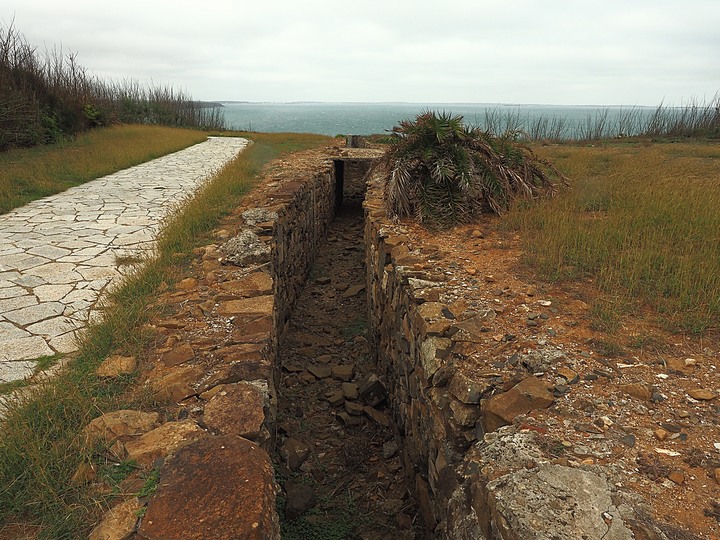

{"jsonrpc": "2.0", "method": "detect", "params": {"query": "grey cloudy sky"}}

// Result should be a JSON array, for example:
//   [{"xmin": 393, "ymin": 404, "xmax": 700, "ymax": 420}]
[{"xmin": 6, "ymin": 0, "xmax": 720, "ymax": 105}]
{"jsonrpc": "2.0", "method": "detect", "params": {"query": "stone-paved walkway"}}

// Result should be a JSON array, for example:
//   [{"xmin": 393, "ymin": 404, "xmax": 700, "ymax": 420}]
[{"xmin": 0, "ymin": 136, "xmax": 248, "ymax": 384}]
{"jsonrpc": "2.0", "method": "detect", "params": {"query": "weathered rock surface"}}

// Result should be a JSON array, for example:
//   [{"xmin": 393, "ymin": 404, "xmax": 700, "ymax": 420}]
[
  {"xmin": 88, "ymin": 497, "xmax": 142, "ymax": 540},
  {"xmin": 203, "ymin": 381, "xmax": 267, "ymax": 441},
  {"xmin": 482, "ymin": 376, "xmax": 554, "ymax": 432},
  {"xmin": 95, "ymin": 355, "xmax": 137, "ymax": 377},
  {"xmin": 486, "ymin": 465, "xmax": 634, "ymax": 539},
  {"xmin": 123, "ymin": 420, "xmax": 207, "ymax": 466},
  {"xmin": 83, "ymin": 410, "xmax": 160, "ymax": 446},
  {"xmin": 222, "ymin": 229, "xmax": 271, "ymax": 267},
  {"xmin": 137, "ymin": 436, "xmax": 279, "ymax": 540},
  {"xmin": 150, "ymin": 365, "xmax": 203, "ymax": 402}
]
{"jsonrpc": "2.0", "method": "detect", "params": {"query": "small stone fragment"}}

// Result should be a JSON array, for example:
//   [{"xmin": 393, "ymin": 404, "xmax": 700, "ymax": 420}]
[
  {"xmin": 668, "ymin": 470, "xmax": 686, "ymax": 485},
  {"xmin": 285, "ymin": 484, "xmax": 316, "ymax": 520},
  {"xmin": 342, "ymin": 382, "xmax": 359, "ymax": 400},
  {"xmin": 96, "ymin": 355, "xmax": 137, "ymax": 377},
  {"xmin": 325, "ymin": 390, "xmax": 345, "ymax": 407},
  {"xmin": 203, "ymin": 382, "xmax": 266, "ymax": 441},
  {"xmin": 619, "ymin": 434, "xmax": 636, "ymax": 448},
  {"xmin": 557, "ymin": 367, "xmax": 579, "ymax": 384},
  {"xmin": 687, "ymin": 388, "xmax": 716, "ymax": 400},
  {"xmin": 161, "ymin": 343, "xmax": 195, "ymax": 367},
  {"xmin": 88, "ymin": 498, "xmax": 142, "ymax": 540},
  {"xmin": 382, "ymin": 440, "xmax": 399, "ymax": 459},
  {"xmin": 345, "ymin": 401, "xmax": 365, "ymax": 416},
  {"xmin": 654, "ymin": 428, "xmax": 669, "ymax": 441},
  {"xmin": 449, "ymin": 371, "xmax": 489, "ymax": 404},
  {"xmin": 359, "ymin": 373, "xmax": 387, "ymax": 407},
  {"xmin": 364, "ymin": 406, "xmax": 391, "ymax": 427},
  {"xmin": 618, "ymin": 382, "xmax": 652, "ymax": 401},
  {"xmin": 222, "ymin": 229, "xmax": 271, "ymax": 267},
  {"xmin": 123, "ymin": 421, "xmax": 207, "ymax": 466},
  {"xmin": 282, "ymin": 438, "xmax": 311, "ymax": 471},
  {"xmin": 83, "ymin": 410, "xmax": 160, "ymax": 446},
  {"xmin": 332, "ymin": 364, "xmax": 354, "ymax": 382},
  {"xmin": 307, "ymin": 365, "xmax": 332, "ymax": 379},
  {"xmin": 450, "ymin": 399, "xmax": 480, "ymax": 427},
  {"xmin": 483, "ymin": 377, "xmax": 554, "ymax": 433},
  {"xmin": 342, "ymin": 284, "xmax": 365, "ymax": 298},
  {"xmin": 660, "ymin": 422, "xmax": 682, "ymax": 434}
]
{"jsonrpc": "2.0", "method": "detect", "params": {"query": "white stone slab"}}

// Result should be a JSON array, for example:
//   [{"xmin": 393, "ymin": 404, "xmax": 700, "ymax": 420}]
[
  {"xmin": 26, "ymin": 316, "xmax": 78, "ymax": 338},
  {"xmin": 0, "ymin": 286, "xmax": 25, "ymax": 300},
  {"xmin": 76, "ymin": 265, "xmax": 119, "ymax": 281},
  {"xmin": 48, "ymin": 332, "xmax": 78, "ymax": 353},
  {"xmin": 0, "ymin": 322, "xmax": 30, "ymax": 340},
  {"xmin": 34, "ymin": 283, "xmax": 74, "ymax": 302},
  {"xmin": 4, "ymin": 302, "xmax": 64, "ymax": 326},
  {"xmin": 28, "ymin": 245, "xmax": 71, "ymax": 259},
  {"xmin": 0, "ymin": 360, "xmax": 38, "ymax": 383},
  {"xmin": 0, "ymin": 296, "xmax": 37, "ymax": 313},
  {"xmin": 0, "ymin": 336, "xmax": 53, "ymax": 362}
]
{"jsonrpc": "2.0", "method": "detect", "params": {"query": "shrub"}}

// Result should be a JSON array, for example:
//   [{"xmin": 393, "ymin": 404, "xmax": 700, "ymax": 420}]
[{"xmin": 380, "ymin": 111, "xmax": 564, "ymax": 228}]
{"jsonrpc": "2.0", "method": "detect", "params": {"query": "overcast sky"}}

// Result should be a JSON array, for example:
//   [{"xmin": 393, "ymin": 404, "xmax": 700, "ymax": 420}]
[{"xmin": 5, "ymin": 0, "xmax": 720, "ymax": 105}]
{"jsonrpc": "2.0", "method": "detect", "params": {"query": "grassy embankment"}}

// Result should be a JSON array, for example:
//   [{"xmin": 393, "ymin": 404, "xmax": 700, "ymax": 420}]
[
  {"xmin": 0, "ymin": 129, "xmax": 332, "ymax": 539},
  {"xmin": 0, "ymin": 124, "xmax": 209, "ymax": 214},
  {"xmin": 506, "ymin": 139, "xmax": 720, "ymax": 335}
]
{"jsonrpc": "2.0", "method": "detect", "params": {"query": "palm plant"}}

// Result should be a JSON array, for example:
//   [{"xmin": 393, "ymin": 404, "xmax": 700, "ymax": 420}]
[{"xmin": 380, "ymin": 111, "xmax": 564, "ymax": 227}]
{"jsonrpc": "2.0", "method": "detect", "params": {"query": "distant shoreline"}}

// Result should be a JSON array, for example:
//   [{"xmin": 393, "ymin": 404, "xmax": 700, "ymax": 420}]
[{"xmin": 216, "ymin": 100, "xmax": 659, "ymax": 108}]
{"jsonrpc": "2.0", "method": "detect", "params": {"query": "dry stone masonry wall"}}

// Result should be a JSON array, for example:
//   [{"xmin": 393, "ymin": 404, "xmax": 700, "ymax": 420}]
[
  {"xmin": 87, "ymin": 154, "xmax": 337, "ymax": 539},
  {"xmin": 363, "ymin": 170, "xmax": 680, "ymax": 539}
]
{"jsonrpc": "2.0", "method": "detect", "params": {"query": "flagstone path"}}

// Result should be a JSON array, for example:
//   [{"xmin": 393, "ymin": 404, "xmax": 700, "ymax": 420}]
[{"xmin": 0, "ymin": 136, "xmax": 248, "ymax": 384}]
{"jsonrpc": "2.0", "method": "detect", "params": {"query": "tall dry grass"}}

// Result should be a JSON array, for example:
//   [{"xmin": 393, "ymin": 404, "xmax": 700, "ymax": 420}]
[
  {"xmin": 0, "ymin": 21, "xmax": 224, "ymax": 152},
  {"xmin": 0, "ymin": 124, "xmax": 208, "ymax": 214},
  {"xmin": 505, "ymin": 140, "xmax": 720, "ymax": 333},
  {"xmin": 481, "ymin": 96, "xmax": 720, "ymax": 141}
]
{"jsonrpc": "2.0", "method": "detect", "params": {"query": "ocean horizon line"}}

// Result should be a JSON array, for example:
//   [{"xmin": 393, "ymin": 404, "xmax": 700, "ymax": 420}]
[{"xmin": 215, "ymin": 100, "xmax": 660, "ymax": 109}]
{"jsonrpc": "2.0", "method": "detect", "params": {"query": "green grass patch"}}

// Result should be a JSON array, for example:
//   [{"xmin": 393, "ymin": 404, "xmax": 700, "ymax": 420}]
[
  {"xmin": 504, "ymin": 139, "xmax": 720, "ymax": 334},
  {"xmin": 0, "ymin": 124, "xmax": 209, "ymax": 214},
  {"xmin": 341, "ymin": 317, "xmax": 369, "ymax": 339},
  {"xmin": 0, "ymin": 130, "xmax": 332, "ymax": 538}
]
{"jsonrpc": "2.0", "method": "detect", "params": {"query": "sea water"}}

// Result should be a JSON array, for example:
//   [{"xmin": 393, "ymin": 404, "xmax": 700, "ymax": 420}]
[{"xmin": 218, "ymin": 101, "xmax": 659, "ymax": 138}]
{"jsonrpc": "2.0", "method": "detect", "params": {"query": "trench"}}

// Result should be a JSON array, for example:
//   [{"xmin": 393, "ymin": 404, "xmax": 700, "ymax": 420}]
[{"xmin": 274, "ymin": 161, "xmax": 421, "ymax": 539}]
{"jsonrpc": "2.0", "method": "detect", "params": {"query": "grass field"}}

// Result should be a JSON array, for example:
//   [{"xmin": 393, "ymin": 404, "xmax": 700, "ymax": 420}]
[
  {"xmin": 506, "ymin": 139, "xmax": 720, "ymax": 334},
  {"xmin": 0, "ymin": 125, "xmax": 210, "ymax": 214},
  {"xmin": 0, "ymin": 130, "xmax": 332, "ymax": 539}
]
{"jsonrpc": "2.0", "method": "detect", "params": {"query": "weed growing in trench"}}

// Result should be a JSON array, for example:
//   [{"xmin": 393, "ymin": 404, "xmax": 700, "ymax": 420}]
[
  {"xmin": 280, "ymin": 489, "xmax": 358, "ymax": 540},
  {"xmin": 340, "ymin": 317, "xmax": 369, "ymax": 339}
]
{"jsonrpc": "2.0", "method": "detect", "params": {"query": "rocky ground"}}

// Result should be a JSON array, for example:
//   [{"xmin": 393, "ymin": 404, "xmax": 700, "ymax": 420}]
[
  {"xmin": 394, "ymin": 215, "xmax": 720, "ymax": 539},
  {"xmin": 274, "ymin": 176, "xmax": 421, "ymax": 539}
]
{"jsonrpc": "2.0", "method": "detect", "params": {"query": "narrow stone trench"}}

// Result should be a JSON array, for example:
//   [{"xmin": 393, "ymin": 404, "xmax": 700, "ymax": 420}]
[{"xmin": 274, "ymin": 171, "xmax": 420, "ymax": 539}]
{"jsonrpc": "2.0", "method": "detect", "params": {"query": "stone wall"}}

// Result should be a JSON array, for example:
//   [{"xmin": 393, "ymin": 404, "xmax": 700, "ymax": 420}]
[
  {"xmin": 363, "ymin": 171, "xmax": 671, "ymax": 539},
  {"xmin": 87, "ymin": 156, "xmax": 337, "ymax": 540}
]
